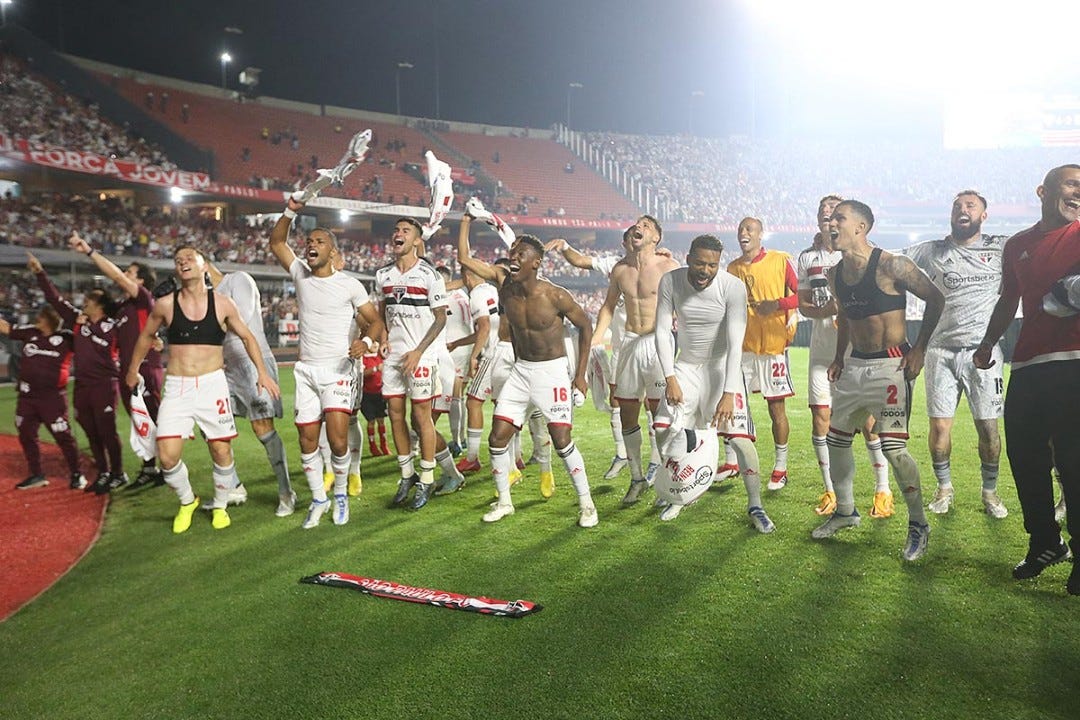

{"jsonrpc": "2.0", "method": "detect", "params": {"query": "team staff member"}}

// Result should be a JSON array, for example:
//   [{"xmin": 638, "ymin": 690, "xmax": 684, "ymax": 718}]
[
  {"xmin": 976, "ymin": 164, "xmax": 1080, "ymax": 594},
  {"xmin": 1, "ymin": 304, "xmax": 84, "ymax": 490},
  {"xmin": 31, "ymin": 252, "xmax": 126, "ymax": 494},
  {"xmin": 68, "ymin": 232, "xmax": 165, "ymax": 487}
]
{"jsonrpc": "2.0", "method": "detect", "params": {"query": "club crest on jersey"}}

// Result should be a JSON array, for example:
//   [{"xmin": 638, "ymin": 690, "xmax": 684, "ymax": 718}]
[
  {"xmin": 49, "ymin": 335, "xmax": 64, "ymax": 346},
  {"xmin": 393, "ymin": 285, "xmax": 407, "ymax": 302}
]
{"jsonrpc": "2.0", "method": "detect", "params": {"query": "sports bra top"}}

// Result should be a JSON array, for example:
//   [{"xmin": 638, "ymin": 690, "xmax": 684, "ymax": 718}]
[
  {"xmin": 167, "ymin": 289, "xmax": 226, "ymax": 346},
  {"xmin": 834, "ymin": 247, "xmax": 907, "ymax": 320}
]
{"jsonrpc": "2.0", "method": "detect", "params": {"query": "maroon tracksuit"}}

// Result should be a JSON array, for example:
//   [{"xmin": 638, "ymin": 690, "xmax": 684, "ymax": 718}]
[
  {"xmin": 116, "ymin": 285, "xmax": 164, "ymax": 420},
  {"xmin": 38, "ymin": 272, "xmax": 123, "ymax": 477},
  {"xmin": 9, "ymin": 325, "xmax": 80, "ymax": 477}
]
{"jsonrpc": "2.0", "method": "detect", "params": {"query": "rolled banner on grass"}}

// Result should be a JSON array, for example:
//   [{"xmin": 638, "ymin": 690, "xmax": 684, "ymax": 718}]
[{"xmin": 299, "ymin": 571, "xmax": 543, "ymax": 618}]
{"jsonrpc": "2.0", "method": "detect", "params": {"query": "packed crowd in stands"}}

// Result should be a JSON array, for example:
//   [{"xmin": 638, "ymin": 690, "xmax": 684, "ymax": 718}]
[
  {"xmin": 0, "ymin": 193, "xmax": 654, "ymax": 284},
  {"xmin": 584, "ymin": 132, "xmax": 1080, "ymax": 225},
  {"xmin": 0, "ymin": 55, "xmax": 175, "ymax": 169}
]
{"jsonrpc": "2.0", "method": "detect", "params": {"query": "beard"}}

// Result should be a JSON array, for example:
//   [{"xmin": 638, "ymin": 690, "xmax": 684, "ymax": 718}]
[{"xmin": 950, "ymin": 221, "xmax": 981, "ymax": 241}]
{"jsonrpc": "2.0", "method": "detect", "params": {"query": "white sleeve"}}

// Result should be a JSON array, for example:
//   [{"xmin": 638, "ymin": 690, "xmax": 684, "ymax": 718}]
[
  {"xmin": 796, "ymin": 251, "xmax": 809, "ymax": 286},
  {"xmin": 592, "ymin": 255, "xmax": 618, "ymax": 277},
  {"xmin": 723, "ymin": 280, "xmax": 748, "ymax": 395},
  {"xmin": 229, "ymin": 273, "xmax": 260, "ymax": 316},
  {"xmin": 655, "ymin": 273, "xmax": 677, "ymax": 378},
  {"xmin": 429, "ymin": 273, "xmax": 448, "ymax": 310},
  {"xmin": 350, "ymin": 278, "xmax": 370, "ymax": 310}
]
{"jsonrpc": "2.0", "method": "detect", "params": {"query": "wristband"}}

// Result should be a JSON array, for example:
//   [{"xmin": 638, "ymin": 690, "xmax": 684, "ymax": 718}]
[
  {"xmin": 282, "ymin": 208, "xmax": 297, "ymax": 220},
  {"xmin": 361, "ymin": 336, "xmax": 374, "ymax": 350},
  {"xmin": 86, "ymin": 248, "xmax": 95, "ymax": 257}
]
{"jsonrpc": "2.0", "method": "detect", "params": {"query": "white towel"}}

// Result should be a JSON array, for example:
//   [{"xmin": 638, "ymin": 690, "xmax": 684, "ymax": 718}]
[{"xmin": 128, "ymin": 378, "xmax": 157, "ymax": 461}]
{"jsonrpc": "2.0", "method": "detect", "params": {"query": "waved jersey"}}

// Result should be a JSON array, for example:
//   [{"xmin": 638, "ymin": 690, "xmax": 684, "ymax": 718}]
[
  {"xmin": 289, "ymin": 258, "xmax": 370, "ymax": 367},
  {"xmin": 375, "ymin": 259, "xmax": 448, "ymax": 364},
  {"xmin": 797, "ymin": 243, "xmax": 842, "ymax": 362},
  {"xmin": 468, "ymin": 282, "xmax": 501, "ymax": 354},
  {"xmin": 726, "ymin": 249, "xmax": 797, "ymax": 355},
  {"xmin": 905, "ymin": 234, "xmax": 1005, "ymax": 349},
  {"xmin": 218, "ymin": 271, "xmax": 273, "ymax": 365},
  {"xmin": 444, "ymin": 287, "xmax": 474, "ymax": 345}
]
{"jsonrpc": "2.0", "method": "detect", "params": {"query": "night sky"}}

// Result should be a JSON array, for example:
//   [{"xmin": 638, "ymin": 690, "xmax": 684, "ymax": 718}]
[{"xmin": 11, "ymin": 0, "xmax": 955, "ymax": 140}]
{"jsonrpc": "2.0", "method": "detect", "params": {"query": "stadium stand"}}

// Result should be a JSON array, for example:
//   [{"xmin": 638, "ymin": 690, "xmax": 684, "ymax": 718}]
[{"xmin": 434, "ymin": 131, "xmax": 642, "ymax": 220}]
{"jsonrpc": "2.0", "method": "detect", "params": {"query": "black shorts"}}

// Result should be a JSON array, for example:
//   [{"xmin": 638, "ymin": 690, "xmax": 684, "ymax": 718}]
[{"xmin": 359, "ymin": 392, "xmax": 387, "ymax": 421}]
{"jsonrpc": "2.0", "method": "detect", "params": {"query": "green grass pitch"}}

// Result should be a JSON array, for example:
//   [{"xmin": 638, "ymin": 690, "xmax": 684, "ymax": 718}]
[{"xmin": 1, "ymin": 347, "xmax": 1077, "ymax": 720}]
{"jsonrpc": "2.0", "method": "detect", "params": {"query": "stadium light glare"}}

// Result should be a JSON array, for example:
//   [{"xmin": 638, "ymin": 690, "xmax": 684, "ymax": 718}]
[
  {"xmin": 169, "ymin": 187, "xmax": 185, "ymax": 204},
  {"xmin": 339, "ymin": 209, "xmax": 351, "ymax": 223},
  {"xmin": 742, "ymin": 0, "xmax": 1072, "ymax": 93},
  {"xmin": 220, "ymin": 52, "xmax": 232, "ymax": 90},
  {"xmin": 0, "ymin": 0, "xmax": 13, "ymax": 28}
]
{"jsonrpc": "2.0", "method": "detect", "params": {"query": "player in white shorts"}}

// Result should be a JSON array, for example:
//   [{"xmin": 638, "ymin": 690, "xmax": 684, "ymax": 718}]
[
  {"xmin": 458, "ymin": 231, "xmax": 598, "ymax": 527},
  {"xmin": 905, "ymin": 190, "xmax": 1007, "ymax": 518},
  {"xmin": 315, "ymin": 252, "xmax": 371, "ymax": 499},
  {"xmin": 438, "ymin": 266, "xmax": 474, "ymax": 453},
  {"xmin": 548, "ymin": 230, "xmax": 658, "ymax": 481},
  {"xmin": 815, "ymin": 200, "xmax": 944, "ymax": 562},
  {"xmin": 797, "ymin": 195, "xmax": 891, "ymax": 518},
  {"xmin": 651, "ymin": 234, "xmax": 774, "ymax": 531},
  {"xmin": 207, "ymin": 263, "xmax": 296, "ymax": 517},
  {"xmin": 269, "ymin": 195, "xmax": 384, "ymax": 529},
  {"xmin": 424, "ymin": 267, "xmax": 469, "ymax": 496},
  {"xmin": 126, "ymin": 245, "xmax": 280, "ymax": 534},
  {"xmin": 376, "ymin": 217, "xmax": 449, "ymax": 511},
  {"xmin": 460, "ymin": 265, "xmax": 502, "ymax": 470},
  {"xmin": 595, "ymin": 216, "xmax": 680, "ymax": 505}
]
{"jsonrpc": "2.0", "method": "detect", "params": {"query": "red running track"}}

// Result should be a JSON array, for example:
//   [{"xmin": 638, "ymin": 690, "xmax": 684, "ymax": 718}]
[{"xmin": 0, "ymin": 436, "xmax": 106, "ymax": 621}]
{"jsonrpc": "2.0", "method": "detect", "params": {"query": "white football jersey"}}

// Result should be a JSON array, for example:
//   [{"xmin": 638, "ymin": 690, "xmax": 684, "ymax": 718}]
[
  {"xmin": 444, "ymin": 287, "xmax": 474, "ymax": 344},
  {"xmin": 289, "ymin": 259, "xmax": 370, "ymax": 368},
  {"xmin": 375, "ymin": 258, "xmax": 448, "ymax": 363},
  {"xmin": 468, "ymin": 282, "xmax": 501, "ymax": 354},
  {"xmin": 905, "ymin": 234, "xmax": 1005, "ymax": 349},
  {"xmin": 217, "ymin": 271, "xmax": 273, "ymax": 366},
  {"xmin": 796, "ymin": 243, "xmax": 842, "ymax": 363}
]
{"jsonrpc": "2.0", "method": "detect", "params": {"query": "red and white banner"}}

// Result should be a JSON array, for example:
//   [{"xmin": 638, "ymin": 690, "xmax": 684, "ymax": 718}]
[
  {"xmin": 300, "ymin": 571, "xmax": 543, "ymax": 618},
  {"xmin": 0, "ymin": 133, "xmax": 287, "ymax": 203}
]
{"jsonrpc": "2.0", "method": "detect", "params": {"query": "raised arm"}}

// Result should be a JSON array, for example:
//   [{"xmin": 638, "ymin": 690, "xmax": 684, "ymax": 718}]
[
  {"xmin": 219, "ymin": 293, "xmax": 280, "ymax": 399},
  {"xmin": 268, "ymin": 197, "xmax": 303, "ymax": 271},
  {"xmin": 29, "ymin": 253, "xmax": 78, "ymax": 326},
  {"xmin": 69, "ymin": 232, "xmax": 139, "ymax": 299},
  {"xmin": 545, "ymin": 238, "xmax": 595, "ymax": 270},
  {"xmin": 456, "ymin": 215, "xmax": 503, "ymax": 282},
  {"xmin": 555, "ymin": 286, "xmax": 593, "ymax": 395}
]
